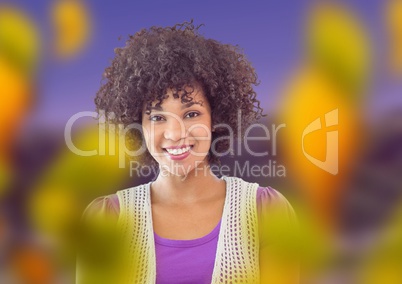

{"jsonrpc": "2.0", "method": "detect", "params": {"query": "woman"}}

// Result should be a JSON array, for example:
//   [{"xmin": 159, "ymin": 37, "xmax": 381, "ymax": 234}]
[{"xmin": 77, "ymin": 21, "xmax": 299, "ymax": 284}]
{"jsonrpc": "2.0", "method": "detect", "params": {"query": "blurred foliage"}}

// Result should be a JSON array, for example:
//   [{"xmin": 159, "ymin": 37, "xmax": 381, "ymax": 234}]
[
  {"xmin": 28, "ymin": 124, "xmax": 134, "ymax": 271},
  {"xmin": 51, "ymin": 0, "xmax": 91, "ymax": 59},
  {"xmin": 0, "ymin": 158, "xmax": 12, "ymax": 197},
  {"xmin": 0, "ymin": 5, "xmax": 38, "ymax": 198},
  {"xmin": 277, "ymin": 65, "xmax": 362, "ymax": 230},
  {"xmin": 358, "ymin": 201, "xmax": 402, "ymax": 284},
  {"xmin": 0, "ymin": 57, "xmax": 32, "ymax": 147},
  {"xmin": 385, "ymin": 0, "xmax": 402, "ymax": 77},
  {"xmin": 274, "ymin": 2, "xmax": 384, "ymax": 282},
  {"xmin": 77, "ymin": 206, "xmax": 126, "ymax": 284},
  {"xmin": 306, "ymin": 2, "xmax": 372, "ymax": 96},
  {"xmin": 8, "ymin": 243, "xmax": 56, "ymax": 284},
  {"xmin": 0, "ymin": 6, "xmax": 41, "ymax": 75}
]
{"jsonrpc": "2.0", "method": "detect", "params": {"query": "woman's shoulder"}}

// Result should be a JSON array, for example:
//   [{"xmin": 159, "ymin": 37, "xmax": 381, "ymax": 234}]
[
  {"xmin": 255, "ymin": 185, "xmax": 298, "ymax": 247},
  {"xmin": 256, "ymin": 185, "xmax": 296, "ymax": 220},
  {"xmin": 231, "ymin": 176, "xmax": 294, "ymax": 211},
  {"xmin": 82, "ymin": 182, "xmax": 151, "ymax": 219},
  {"xmin": 256, "ymin": 186, "xmax": 294, "ymax": 210},
  {"xmin": 82, "ymin": 193, "xmax": 120, "ymax": 220}
]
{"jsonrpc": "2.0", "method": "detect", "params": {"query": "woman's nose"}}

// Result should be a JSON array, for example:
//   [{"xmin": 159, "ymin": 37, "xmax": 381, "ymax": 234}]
[{"xmin": 163, "ymin": 118, "xmax": 186, "ymax": 141}]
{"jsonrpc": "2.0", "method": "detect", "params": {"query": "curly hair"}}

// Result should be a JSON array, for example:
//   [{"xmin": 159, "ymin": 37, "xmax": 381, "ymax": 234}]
[{"xmin": 95, "ymin": 20, "xmax": 264, "ymax": 165}]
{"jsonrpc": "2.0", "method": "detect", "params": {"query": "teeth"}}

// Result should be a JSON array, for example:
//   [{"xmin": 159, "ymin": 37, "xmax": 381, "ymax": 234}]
[{"xmin": 166, "ymin": 146, "xmax": 191, "ymax": 155}]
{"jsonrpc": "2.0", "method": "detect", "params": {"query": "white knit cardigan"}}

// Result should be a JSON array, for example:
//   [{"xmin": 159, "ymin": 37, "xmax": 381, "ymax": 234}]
[{"xmin": 116, "ymin": 176, "xmax": 260, "ymax": 283}]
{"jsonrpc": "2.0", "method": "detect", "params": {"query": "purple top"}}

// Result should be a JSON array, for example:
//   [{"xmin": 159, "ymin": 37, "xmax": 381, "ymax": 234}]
[
  {"xmin": 154, "ymin": 219, "xmax": 221, "ymax": 284},
  {"xmin": 82, "ymin": 185, "xmax": 296, "ymax": 283}
]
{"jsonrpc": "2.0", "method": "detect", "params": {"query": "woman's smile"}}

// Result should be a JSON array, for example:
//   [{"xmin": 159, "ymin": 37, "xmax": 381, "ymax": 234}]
[
  {"xmin": 164, "ymin": 145, "xmax": 193, "ymax": 155},
  {"xmin": 164, "ymin": 146, "xmax": 193, "ymax": 160}
]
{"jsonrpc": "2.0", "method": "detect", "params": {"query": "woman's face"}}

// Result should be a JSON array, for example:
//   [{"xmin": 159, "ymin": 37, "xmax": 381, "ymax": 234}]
[{"xmin": 141, "ymin": 85, "xmax": 212, "ymax": 177}]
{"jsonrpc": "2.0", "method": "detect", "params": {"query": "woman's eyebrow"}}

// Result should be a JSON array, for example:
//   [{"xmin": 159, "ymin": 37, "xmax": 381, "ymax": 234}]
[
  {"xmin": 148, "ymin": 101, "xmax": 203, "ymax": 111},
  {"xmin": 181, "ymin": 101, "xmax": 202, "ymax": 110},
  {"xmin": 149, "ymin": 105, "xmax": 163, "ymax": 111}
]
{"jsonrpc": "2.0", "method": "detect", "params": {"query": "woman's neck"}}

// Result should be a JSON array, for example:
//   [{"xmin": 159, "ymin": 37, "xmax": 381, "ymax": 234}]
[{"xmin": 151, "ymin": 162, "xmax": 225, "ymax": 205}]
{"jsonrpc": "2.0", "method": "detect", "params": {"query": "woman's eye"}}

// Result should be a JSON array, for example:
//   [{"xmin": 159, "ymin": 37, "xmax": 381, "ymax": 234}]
[
  {"xmin": 149, "ymin": 115, "xmax": 165, "ymax": 122},
  {"xmin": 185, "ymin": 111, "xmax": 199, "ymax": 118}
]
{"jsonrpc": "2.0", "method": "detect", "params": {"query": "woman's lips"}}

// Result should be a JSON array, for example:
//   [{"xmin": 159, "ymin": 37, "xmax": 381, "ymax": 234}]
[{"xmin": 163, "ymin": 146, "xmax": 193, "ymax": 161}]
